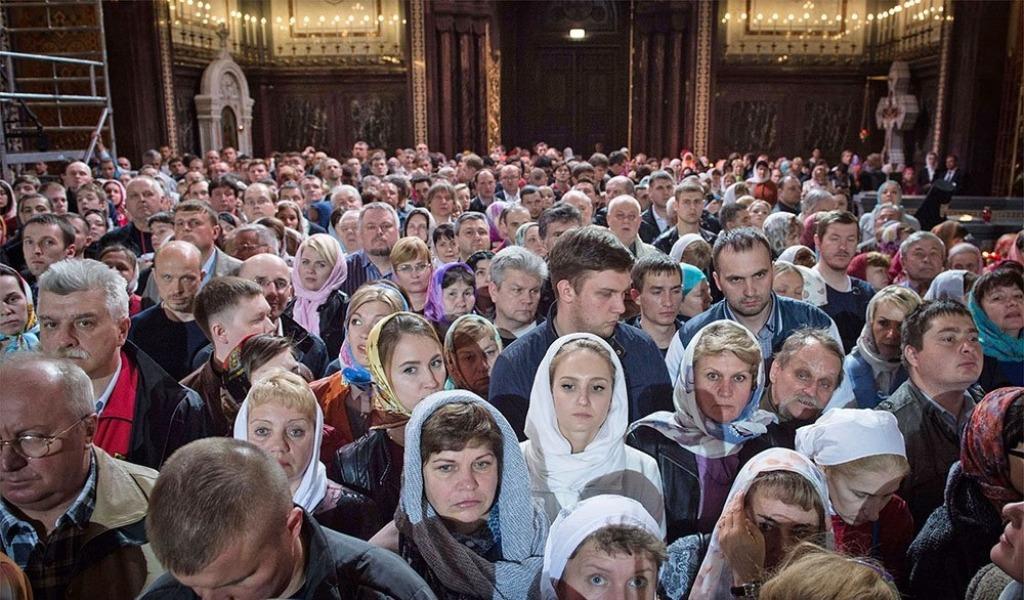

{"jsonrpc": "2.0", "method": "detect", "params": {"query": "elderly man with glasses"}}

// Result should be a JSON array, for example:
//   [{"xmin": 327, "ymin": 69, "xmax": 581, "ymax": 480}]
[{"xmin": 0, "ymin": 354, "xmax": 165, "ymax": 599}]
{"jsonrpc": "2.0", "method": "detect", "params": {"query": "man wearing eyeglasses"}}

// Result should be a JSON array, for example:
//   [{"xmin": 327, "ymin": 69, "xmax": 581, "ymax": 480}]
[
  {"xmin": 0, "ymin": 355, "xmax": 165, "ymax": 599},
  {"xmin": 235, "ymin": 253, "xmax": 329, "ymax": 378}
]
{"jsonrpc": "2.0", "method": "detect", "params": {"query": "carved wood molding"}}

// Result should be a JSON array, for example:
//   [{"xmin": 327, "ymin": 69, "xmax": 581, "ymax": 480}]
[
  {"xmin": 932, "ymin": 1, "xmax": 953, "ymax": 155},
  {"xmin": 694, "ymin": 0, "xmax": 712, "ymax": 157},
  {"xmin": 157, "ymin": 1, "xmax": 179, "ymax": 153},
  {"xmin": 485, "ymin": 22, "xmax": 500, "ymax": 151},
  {"xmin": 410, "ymin": 0, "xmax": 428, "ymax": 145}
]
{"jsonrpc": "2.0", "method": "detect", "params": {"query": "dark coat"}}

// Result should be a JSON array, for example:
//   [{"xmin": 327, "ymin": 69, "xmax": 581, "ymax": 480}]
[
  {"xmin": 332, "ymin": 429, "xmax": 403, "ymax": 536},
  {"xmin": 906, "ymin": 462, "xmax": 1005, "ymax": 600},
  {"xmin": 122, "ymin": 342, "xmax": 209, "ymax": 469},
  {"xmin": 140, "ymin": 513, "xmax": 436, "ymax": 600}
]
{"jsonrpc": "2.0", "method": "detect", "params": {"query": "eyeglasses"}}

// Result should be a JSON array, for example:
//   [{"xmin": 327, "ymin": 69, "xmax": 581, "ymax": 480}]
[
  {"xmin": 1, "ymin": 417, "xmax": 88, "ymax": 459},
  {"xmin": 395, "ymin": 262, "xmax": 431, "ymax": 274},
  {"xmin": 253, "ymin": 276, "xmax": 290, "ymax": 291}
]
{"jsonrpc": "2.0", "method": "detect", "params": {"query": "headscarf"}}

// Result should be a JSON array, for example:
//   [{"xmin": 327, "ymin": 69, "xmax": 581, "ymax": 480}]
[
  {"xmin": 722, "ymin": 182, "xmax": 744, "ymax": 205},
  {"xmin": 423, "ymin": 262, "xmax": 474, "ymax": 327},
  {"xmin": 525, "ymin": 334, "xmax": 635, "ymax": 507},
  {"xmin": 879, "ymin": 221, "xmax": 909, "ymax": 256},
  {"xmin": 947, "ymin": 242, "xmax": 983, "ymax": 273},
  {"xmin": 669, "ymin": 233, "xmax": 705, "ymax": 263},
  {"xmin": 0, "ymin": 267, "xmax": 38, "ymax": 358},
  {"xmin": 852, "ymin": 289, "xmax": 917, "ymax": 396},
  {"xmin": 396, "ymin": 390, "xmax": 548, "ymax": 600},
  {"xmin": 515, "ymin": 222, "xmax": 537, "ymax": 247},
  {"xmin": 795, "ymin": 265, "xmax": 828, "ymax": 307},
  {"xmin": 777, "ymin": 244, "xmax": 814, "ymax": 265},
  {"xmin": 795, "ymin": 409, "xmax": 907, "ymax": 467},
  {"xmin": 689, "ymin": 448, "xmax": 834, "ymax": 600},
  {"xmin": 365, "ymin": 311, "xmax": 421, "ymax": 427},
  {"xmin": 336, "ymin": 283, "xmax": 409, "ymax": 387},
  {"xmin": 486, "ymin": 200, "xmax": 509, "ymax": 243},
  {"xmin": 0, "ymin": 180, "xmax": 15, "ymax": 222},
  {"xmin": 443, "ymin": 313, "xmax": 503, "ymax": 392},
  {"xmin": 924, "ymin": 269, "xmax": 970, "ymax": 303},
  {"xmin": 630, "ymin": 320, "xmax": 774, "ymax": 458},
  {"xmin": 541, "ymin": 495, "xmax": 662, "ymax": 600},
  {"xmin": 102, "ymin": 179, "xmax": 129, "ymax": 227},
  {"xmin": 960, "ymin": 387, "xmax": 1024, "ymax": 508},
  {"xmin": 232, "ymin": 389, "xmax": 328, "ymax": 512},
  {"xmin": 403, "ymin": 207, "xmax": 437, "ymax": 241},
  {"xmin": 290, "ymin": 234, "xmax": 348, "ymax": 337},
  {"xmin": 681, "ymin": 263, "xmax": 708, "ymax": 296},
  {"xmin": 763, "ymin": 212, "xmax": 800, "ymax": 257},
  {"xmin": 800, "ymin": 213, "xmax": 819, "ymax": 249},
  {"xmin": 969, "ymin": 290, "xmax": 1024, "ymax": 363}
]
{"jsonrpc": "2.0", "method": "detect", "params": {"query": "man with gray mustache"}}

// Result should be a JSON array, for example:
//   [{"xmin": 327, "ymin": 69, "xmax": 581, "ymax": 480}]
[
  {"xmin": 756, "ymin": 328, "xmax": 845, "ymax": 451},
  {"xmin": 36, "ymin": 258, "xmax": 208, "ymax": 469}
]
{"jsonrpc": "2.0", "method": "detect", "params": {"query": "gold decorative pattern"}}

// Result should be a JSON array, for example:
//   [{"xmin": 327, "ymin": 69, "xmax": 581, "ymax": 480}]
[
  {"xmin": 410, "ymin": 0, "xmax": 427, "ymax": 145},
  {"xmin": 931, "ymin": 0, "xmax": 952, "ymax": 155},
  {"xmin": 484, "ymin": 23, "xmax": 500, "ymax": 151},
  {"xmin": 694, "ymin": 0, "xmax": 713, "ymax": 157},
  {"xmin": 158, "ymin": 1, "xmax": 180, "ymax": 152}
]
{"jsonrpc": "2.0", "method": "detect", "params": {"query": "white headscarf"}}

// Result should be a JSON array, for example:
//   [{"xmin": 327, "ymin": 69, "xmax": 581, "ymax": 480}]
[
  {"xmin": 689, "ymin": 448, "xmax": 834, "ymax": 600},
  {"xmin": 777, "ymin": 244, "xmax": 814, "ymax": 265},
  {"xmin": 232, "ymin": 395, "xmax": 328, "ymax": 513},
  {"xmin": 524, "ymin": 333, "xmax": 629, "ymax": 506},
  {"xmin": 541, "ymin": 495, "xmax": 662, "ymax": 600},
  {"xmin": 670, "ymin": 233, "xmax": 706, "ymax": 263},
  {"xmin": 630, "ymin": 320, "xmax": 775, "ymax": 458},
  {"xmin": 794, "ymin": 408, "xmax": 907, "ymax": 466},
  {"xmin": 923, "ymin": 269, "xmax": 970, "ymax": 303},
  {"xmin": 796, "ymin": 264, "xmax": 828, "ymax": 307}
]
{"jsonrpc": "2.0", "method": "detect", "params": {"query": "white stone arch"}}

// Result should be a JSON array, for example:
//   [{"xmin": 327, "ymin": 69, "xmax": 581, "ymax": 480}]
[{"xmin": 195, "ymin": 46, "xmax": 254, "ymax": 156}]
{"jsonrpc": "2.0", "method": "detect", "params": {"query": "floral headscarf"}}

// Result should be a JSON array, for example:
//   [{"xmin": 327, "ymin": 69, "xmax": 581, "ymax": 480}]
[
  {"xmin": 961, "ymin": 387, "xmax": 1024, "ymax": 508},
  {"xmin": 689, "ymin": 448, "xmax": 834, "ymax": 600},
  {"xmin": 423, "ymin": 262, "xmax": 475, "ymax": 327},
  {"xmin": 443, "ymin": 313, "xmax": 502, "ymax": 393},
  {"xmin": 630, "ymin": 320, "xmax": 774, "ymax": 458},
  {"xmin": 0, "ymin": 266, "xmax": 38, "ymax": 358},
  {"xmin": 365, "ymin": 311, "xmax": 441, "ymax": 428}
]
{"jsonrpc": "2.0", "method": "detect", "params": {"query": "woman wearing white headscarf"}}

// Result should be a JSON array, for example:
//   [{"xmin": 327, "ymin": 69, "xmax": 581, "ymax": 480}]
[
  {"xmin": 796, "ymin": 409, "xmax": 913, "ymax": 585},
  {"xmin": 668, "ymin": 232, "xmax": 706, "ymax": 263},
  {"xmin": 660, "ymin": 448, "xmax": 834, "ymax": 600},
  {"xmin": 542, "ymin": 495, "xmax": 666, "ymax": 600},
  {"xmin": 233, "ymin": 370, "xmax": 380, "ymax": 539},
  {"xmin": 628, "ymin": 320, "xmax": 775, "ymax": 542},
  {"xmin": 524, "ymin": 333, "xmax": 665, "ymax": 528},
  {"xmin": 395, "ymin": 390, "xmax": 548, "ymax": 600}
]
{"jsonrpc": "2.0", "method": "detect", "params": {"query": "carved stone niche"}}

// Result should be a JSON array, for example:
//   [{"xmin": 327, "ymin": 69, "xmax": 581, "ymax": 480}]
[{"xmin": 194, "ymin": 45, "xmax": 254, "ymax": 156}]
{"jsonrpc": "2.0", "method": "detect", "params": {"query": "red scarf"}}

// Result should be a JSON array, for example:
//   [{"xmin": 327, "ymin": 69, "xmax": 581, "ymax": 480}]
[{"xmin": 93, "ymin": 351, "xmax": 140, "ymax": 460}]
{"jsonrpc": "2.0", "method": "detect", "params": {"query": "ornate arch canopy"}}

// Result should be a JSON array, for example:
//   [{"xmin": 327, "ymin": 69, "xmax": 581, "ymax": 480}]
[{"xmin": 195, "ymin": 46, "xmax": 254, "ymax": 155}]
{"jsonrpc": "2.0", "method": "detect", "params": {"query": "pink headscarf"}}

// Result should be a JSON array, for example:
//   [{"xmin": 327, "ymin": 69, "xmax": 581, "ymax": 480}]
[{"xmin": 290, "ymin": 234, "xmax": 348, "ymax": 336}]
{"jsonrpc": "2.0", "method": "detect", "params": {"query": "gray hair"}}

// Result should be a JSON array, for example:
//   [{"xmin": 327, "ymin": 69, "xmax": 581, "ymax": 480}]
[
  {"xmin": 0, "ymin": 353, "xmax": 95, "ymax": 418},
  {"xmin": 774, "ymin": 328, "xmax": 845, "ymax": 388},
  {"xmin": 877, "ymin": 180, "xmax": 903, "ymax": 202},
  {"xmin": 330, "ymin": 184, "xmax": 361, "ymax": 206},
  {"xmin": 230, "ymin": 223, "xmax": 280, "ymax": 255},
  {"xmin": 900, "ymin": 231, "xmax": 945, "ymax": 258},
  {"xmin": 490, "ymin": 245, "xmax": 548, "ymax": 286},
  {"xmin": 800, "ymin": 188, "xmax": 834, "ymax": 216},
  {"xmin": 762, "ymin": 212, "xmax": 801, "ymax": 257},
  {"xmin": 38, "ymin": 258, "xmax": 130, "ymax": 320},
  {"xmin": 606, "ymin": 175, "xmax": 635, "ymax": 196},
  {"xmin": 358, "ymin": 201, "xmax": 400, "ymax": 228}
]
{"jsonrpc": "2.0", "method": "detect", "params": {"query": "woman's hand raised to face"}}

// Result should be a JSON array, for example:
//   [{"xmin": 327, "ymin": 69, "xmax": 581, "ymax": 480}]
[{"xmin": 717, "ymin": 492, "xmax": 766, "ymax": 586}]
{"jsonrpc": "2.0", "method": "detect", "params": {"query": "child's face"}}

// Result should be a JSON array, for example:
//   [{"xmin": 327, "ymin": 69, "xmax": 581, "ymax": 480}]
[
  {"xmin": 151, "ymin": 222, "xmax": 175, "ymax": 249},
  {"xmin": 557, "ymin": 538, "xmax": 659, "ymax": 600}
]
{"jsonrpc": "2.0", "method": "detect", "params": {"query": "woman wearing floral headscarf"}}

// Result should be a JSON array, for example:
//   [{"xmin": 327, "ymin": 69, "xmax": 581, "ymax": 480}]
[
  {"xmin": 443, "ymin": 314, "xmax": 502, "ymax": 397},
  {"xmin": 0, "ymin": 264, "xmax": 39, "ymax": 358},
  {"xmin": 422, "ymin": 262, "xmax": 476, "ymax": 339},
  {"xmin": 331, "ymin": 311, "xmax": 446, "ymax": 536},
  {"xmin": 906, "ymin": 387, "xmax": 1024, "ymax": 600},
  {"xmin": 628, "ymin": 320, "xmax": 774, "ymax": 542},
  {"xmin": 660, "ymin": 448, "xmax": 833, "ymax": 599},
  {"xmin": 390, "ymin": 390, "xmax": 548, "ymax": 599}
]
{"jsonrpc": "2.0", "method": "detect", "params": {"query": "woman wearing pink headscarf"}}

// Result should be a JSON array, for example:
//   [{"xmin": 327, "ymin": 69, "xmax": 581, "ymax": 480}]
[{"xmin": 289, "ymin": 233, "xmax": 349, "ymax": 357}]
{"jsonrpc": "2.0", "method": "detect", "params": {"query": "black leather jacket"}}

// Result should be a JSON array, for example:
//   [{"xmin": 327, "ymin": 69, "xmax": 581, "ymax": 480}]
[{"xmin": 332, "ymin": 429, "xmax": 402, "ymax": 534}]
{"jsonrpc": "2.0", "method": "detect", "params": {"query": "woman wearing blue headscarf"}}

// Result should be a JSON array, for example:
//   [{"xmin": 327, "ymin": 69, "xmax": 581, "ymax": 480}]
[
  {"xmin": 628, "ymin": 320, "xmax": 775, "ymax": 543},
  {"xmin": 390, "ymin": 390, "xmax": 548, "ymax": 599}
]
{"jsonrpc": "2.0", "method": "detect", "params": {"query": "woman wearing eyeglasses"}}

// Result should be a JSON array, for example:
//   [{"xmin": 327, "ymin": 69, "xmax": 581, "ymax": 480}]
[{"xmin": 390, "ymin": 237, "xmax": 433, "ymax": 313}]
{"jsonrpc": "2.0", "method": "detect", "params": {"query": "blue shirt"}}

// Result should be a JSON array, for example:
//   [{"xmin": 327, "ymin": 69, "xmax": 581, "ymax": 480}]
[{"xmin": 340, "ymin": 250, "xmax": 392, "ymax": 296}]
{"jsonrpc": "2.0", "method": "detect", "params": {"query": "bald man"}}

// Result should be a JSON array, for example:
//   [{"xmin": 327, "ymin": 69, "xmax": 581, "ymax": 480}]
[{"xmin": 128, "ymin": 241, "xmax": 209, "ymax": 379}]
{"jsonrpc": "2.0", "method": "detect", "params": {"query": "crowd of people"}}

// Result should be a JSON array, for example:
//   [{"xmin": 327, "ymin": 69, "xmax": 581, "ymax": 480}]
[{"xmin": 0, "ymin": 140, "xmax": 1021, "ymax": 600}]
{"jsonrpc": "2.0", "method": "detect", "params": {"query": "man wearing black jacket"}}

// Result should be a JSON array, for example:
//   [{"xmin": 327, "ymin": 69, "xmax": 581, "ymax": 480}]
[{"xmin": 37, "ymin": 258, "xmax": 207, "ymax": 469}]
